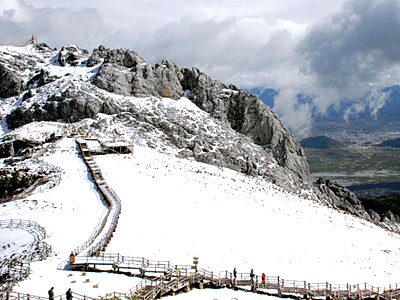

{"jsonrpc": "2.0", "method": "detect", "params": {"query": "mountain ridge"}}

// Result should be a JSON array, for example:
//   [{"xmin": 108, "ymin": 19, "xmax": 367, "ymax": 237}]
[{"xmin": 0, "ymin": 42, "xmax": 399, "ymax": 232}]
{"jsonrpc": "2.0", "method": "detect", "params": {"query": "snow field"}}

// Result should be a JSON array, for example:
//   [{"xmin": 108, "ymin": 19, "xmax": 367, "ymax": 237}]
[
  {"xmin": 95, "ymin": 145, "xmax": 400, "ymax": 287},
  {"xmin": 1, "ymin": 135, "xmax": 400, "ymax": 299}
]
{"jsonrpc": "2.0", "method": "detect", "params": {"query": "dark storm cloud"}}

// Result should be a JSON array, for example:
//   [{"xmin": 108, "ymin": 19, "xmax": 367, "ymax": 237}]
[{"xmin": 299, "ymin": 0, "xmax": 400, "ymax": 95}]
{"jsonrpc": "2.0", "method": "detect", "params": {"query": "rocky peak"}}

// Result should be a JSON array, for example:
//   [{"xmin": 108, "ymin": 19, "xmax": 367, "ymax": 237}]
[{"xmin": 94, "ymin": 49, "xmax": 184, "ymax": 99}]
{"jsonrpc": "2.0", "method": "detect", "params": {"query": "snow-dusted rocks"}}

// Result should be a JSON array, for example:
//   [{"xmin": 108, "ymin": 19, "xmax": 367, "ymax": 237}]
[
  {"xmin": 94, "ymin": 48, "xmax": 184, "ymax": 99},
  {"xmin": 58, "ymin": 45, "xmax": 90, "ymax": 67},
  {"xmin": 0, "ymin": 43, "xmax": 55, "ymax": 98},
  {"xmin": 0, "ymin": 64, "xmax": 25, "ymax": 98}
]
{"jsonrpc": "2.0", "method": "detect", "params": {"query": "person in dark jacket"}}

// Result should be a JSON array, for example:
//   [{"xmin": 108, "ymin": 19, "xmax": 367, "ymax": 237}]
[
  {"xmin": 48, "ymin": 287, "xmax": 54, "ymax": 300},
  {"xmin": 66, "ymin": 288, "xmax": 72, "ymax": 300},
  {"xmin": 250, "ymin": 269, "xmax": 254, "ymax": 282}
]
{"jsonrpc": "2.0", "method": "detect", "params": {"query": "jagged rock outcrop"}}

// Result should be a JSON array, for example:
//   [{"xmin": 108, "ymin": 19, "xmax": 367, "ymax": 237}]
[
  {"xmin": 87, "ymin": 45, "xmax": 109, "ymax": 67},
  {"xmin": 315, "ymin": 178, "xmax": 400, "ymax": 232},
  {"xmin": 181, "ymin": 69, "xmax": 311, "ymax": 185},
  {"xmin": 6, "ymin": 84, "xmax": 121, "ymax": 129},
  {"xmin": 58, "ymin": 45, "xmax": 89, "ymax": 66},
  {"xmin": 0, "ymin": 138, "xmax": 42, "ymax": 158},
  {"xmin": 94, "ymin": 49, "xmax": 184, "ymax": 99},
  {"xmin": 0, "ymin": 43, "xmax": 56, "ymax": 99},
  {"xmin": 315, "ymin": 178, "xmax": 374, "ymax": 220},
  {"xmin": 0, "ymin": 64, "xmax": 25, "ymax": 98},
  {"xmin": 0, "ymin": 162, "xmax": 59, "ymax": 200},
  {"xmin": 27, "ymin": 69, "xmax": 59, "ymax": 89}
]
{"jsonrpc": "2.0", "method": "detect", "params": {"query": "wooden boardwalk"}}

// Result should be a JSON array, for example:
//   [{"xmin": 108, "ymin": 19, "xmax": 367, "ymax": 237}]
[{"xmin": 3, "ymin": 137, "xmax": 400, "ymax": 300}]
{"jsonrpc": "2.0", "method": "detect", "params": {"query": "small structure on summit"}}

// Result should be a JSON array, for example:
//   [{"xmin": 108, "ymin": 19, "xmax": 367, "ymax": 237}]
[{"xmin": 30, "ymin": 34, "xmax": 37, "ymax": 45}]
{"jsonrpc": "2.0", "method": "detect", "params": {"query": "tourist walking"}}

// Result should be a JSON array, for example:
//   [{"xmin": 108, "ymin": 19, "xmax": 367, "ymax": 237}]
[
  {"xmin": 66, "ymin": 288, "xmax": 72, "ymax": 300},
  {"xmin": 48, "ymin": 287, "xmax": 54, "ymax": 300},
  {"xmin": 250, "ymin": 269, "xmax": 254, "ymax": 282}
]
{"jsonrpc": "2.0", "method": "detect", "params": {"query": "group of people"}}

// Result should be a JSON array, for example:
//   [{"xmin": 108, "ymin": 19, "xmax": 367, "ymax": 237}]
[
  {"xmin": 233, "ymin": 268, "xmax": 267, "ymax": 285},
  {"xmin": 48, "ymin": 287, "xmax": 72, "ymax": 300}
]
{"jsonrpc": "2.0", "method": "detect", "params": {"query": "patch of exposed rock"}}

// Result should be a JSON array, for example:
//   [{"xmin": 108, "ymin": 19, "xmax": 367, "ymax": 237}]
[
  {"xmin": 6, "ymin": 84, "xmax": 121, "ymax": 129},
  {"xmin": 0, "ymin": 64, "xmax": 26, "ymax": 98},
  {"xmin": 94, "ymin": 48, "xmax": 184, "ymax": 99},
  {"xmin": 0, "ymin": 43, "xmax": 57, "ymax": 98},
  {"xmin": 58, "ymin": 45, "xmax": 90, "ymax": 66},
  {"xmin": 0, "ymin": 138, "xmax": 42, "ymax": 158},
  {"xmin": 0, "ymin": 161, "xmax": 60, "ymax": 201},
  {"xmin": 315, "ymin": 178, "xmax": 400, "ymax": 232}
]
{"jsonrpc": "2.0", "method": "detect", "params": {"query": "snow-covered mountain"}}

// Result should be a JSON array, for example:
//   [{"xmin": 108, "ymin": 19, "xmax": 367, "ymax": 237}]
[{"xmin": 1, "ymin": 42, "xmax": 400, "ymax": 299}]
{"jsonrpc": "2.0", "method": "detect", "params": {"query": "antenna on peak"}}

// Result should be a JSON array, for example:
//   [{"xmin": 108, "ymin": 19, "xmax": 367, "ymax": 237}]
[{"xmin": 30, "ymin": 34, "xmax": 37, "ymax": 44}]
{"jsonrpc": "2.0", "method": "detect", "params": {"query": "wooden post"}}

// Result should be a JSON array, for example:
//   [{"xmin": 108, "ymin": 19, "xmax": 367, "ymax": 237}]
[{"xmin": 278, "ymin": 276, "xmax": 282, "ymax": 297}]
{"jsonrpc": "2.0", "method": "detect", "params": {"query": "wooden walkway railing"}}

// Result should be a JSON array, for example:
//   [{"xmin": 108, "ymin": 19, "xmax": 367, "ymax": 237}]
[
  {"xmin": 73, "ymin": 138, "xmax": 121, "ymax": 257},
  {"xmin": 0, "ymin": 219, "xmax": 52, "ymax": 293},
  {"xmin": 0, "ymin": 291, "xmax": 97, "ymax": 300}
]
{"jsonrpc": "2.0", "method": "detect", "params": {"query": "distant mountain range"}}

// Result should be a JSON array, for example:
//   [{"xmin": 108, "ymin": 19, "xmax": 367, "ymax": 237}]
[
  {"xmin": 247, "ymin": 85, "xmax": 400, "ymax": 125},
  {"xmin": 377, "ymin": 138, "xmax": 400, "ymax": 148}
]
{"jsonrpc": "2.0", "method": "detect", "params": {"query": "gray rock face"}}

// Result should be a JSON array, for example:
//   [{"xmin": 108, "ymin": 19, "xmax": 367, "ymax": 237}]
[
  {"xmin": 0, "ymin": 138, "xmax": 41, "ymax": 158},
  {"xmin": 181, "ymin": 69, "xmax": 311, "ymax": 185},
  {"xmin": 94, "ymin": 49, "xmax": 184, "ymax": 99},
  {"xmin": 0, "ymin": 161, "xmax": 59, "ymax": 200},
  {"xmin": 0, "ymin": 42, "xmax": 56, "ymax": 99},
  {"xmin": 58, "ymin": 45, "xmax": 90, "ymax": 66},
  {"xmin": 6, "ymin": 84, "xmax": 121, "ymax": 129},
  {"xmin": 27, "ymin": 69, "xmax": 59, "ymax": 89},
  {"xmin": 87, "ymin": 45, "xmax": 109, "ymax": 67},
  {"xmin": 0, "ymin": 64, "xmax": 25, "ymax": 98},
  {"xmin": 315, "ymin": 178, "xmax": 372, "ymax": 220}
]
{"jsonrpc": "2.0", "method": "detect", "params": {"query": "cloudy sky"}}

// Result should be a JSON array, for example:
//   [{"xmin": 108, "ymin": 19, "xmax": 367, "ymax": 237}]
[{"xmin": 2, "ymin": 0, "xmax": 400, "ymax": 135}]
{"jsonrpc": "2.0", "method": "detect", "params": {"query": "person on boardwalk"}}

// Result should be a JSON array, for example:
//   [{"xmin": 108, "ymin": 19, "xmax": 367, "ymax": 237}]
[
  {"xmin": 250, "ymin": 269, "xmax": 254, "ymax": 282},
  {"xmin": 48, "ymin": 287, "xmax": 54, "ymax": 300},
  {"xmin": 262, "ymin": 273, "xmax": 266, "ymax": 285},
  {"xmin": 66, "ymin": 288, "xmax": 72, "ymax": 300},
  {"xmin": 233, "ymin": 267, "xmax": 237, "ymax": 286}
]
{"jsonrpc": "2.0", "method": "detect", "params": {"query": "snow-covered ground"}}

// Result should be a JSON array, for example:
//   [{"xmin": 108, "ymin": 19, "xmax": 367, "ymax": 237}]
[
  {"xmin": 2, "ymin": 132, "xmax": 400, "ymax": 299},
  {"xmin": 1, "ymin": 44, "xmax": 400, "ymax": 300}
]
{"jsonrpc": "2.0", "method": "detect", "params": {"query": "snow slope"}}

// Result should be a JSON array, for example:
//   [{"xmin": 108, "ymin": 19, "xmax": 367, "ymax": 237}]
[
  {"xmin": 1, "ymin": 44, "xmax": 400, "ymax": 300},
  {"xmin": 1, "ymin": 130, "xmax": 400, "ymax": 299}
]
